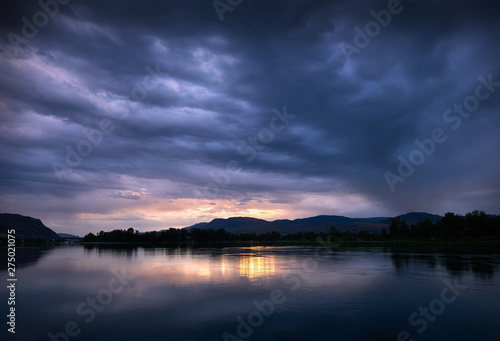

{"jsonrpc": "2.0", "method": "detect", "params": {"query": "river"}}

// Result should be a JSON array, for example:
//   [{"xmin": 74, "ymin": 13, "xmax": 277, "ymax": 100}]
[{"xmin": 1, "ymin": 245, "xmax": 499, "ymax": 340}]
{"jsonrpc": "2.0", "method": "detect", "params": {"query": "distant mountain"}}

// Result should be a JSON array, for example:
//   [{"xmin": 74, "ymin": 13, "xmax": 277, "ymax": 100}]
[
  {"xmin": 58, "ymin": 233, "xmax": 81, "ymax": 239},
  {"xmin": 184, "ymin": 212, "xmax": 443, "ymax": 235},
  {"xmin": 185, "ymin": 216, "xmax": 349, "ymax": 234},
  {"xmin": 0, "ymin": 213, "xmax": 60, "ymax": 240},
  {"xmin": 378, "ymin": 212, "xmax": 443, "ymax": 226}
]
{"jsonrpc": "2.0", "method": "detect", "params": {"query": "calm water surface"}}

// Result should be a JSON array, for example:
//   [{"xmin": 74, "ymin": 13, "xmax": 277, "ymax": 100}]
[{"xmin": 1, "ymin": 245, "xmax": 499, "ymax": 341}]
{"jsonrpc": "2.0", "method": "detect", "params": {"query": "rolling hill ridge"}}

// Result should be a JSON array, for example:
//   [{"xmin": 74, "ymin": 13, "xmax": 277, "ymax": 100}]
[
  {"xmin": 184, "ymin": 212, "xmax": 443, "ymax": 235},
  {"xmin": 0, "ymin": 213, "xmax": 60, "ymax": 240}
]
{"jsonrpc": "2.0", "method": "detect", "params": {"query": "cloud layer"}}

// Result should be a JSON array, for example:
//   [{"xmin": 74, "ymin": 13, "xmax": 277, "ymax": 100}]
[{"xmin": 1, "ymin": 0, "xmax": 499, "ymax": 234}]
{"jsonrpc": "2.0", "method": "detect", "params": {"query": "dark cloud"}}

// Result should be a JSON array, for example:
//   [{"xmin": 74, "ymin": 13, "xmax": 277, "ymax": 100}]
[{"xmin": 1, "ymin": 0, "xmax": 499, "ymax": 233}]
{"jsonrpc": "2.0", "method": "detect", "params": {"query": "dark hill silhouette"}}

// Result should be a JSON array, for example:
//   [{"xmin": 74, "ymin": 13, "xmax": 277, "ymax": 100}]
[
  {"xmin": 58, "ymin": 233, "xmax": 81, "ymax": 239},
  {"xmin": 0, "ymin": 213, "xmax": 60, "ymax": 240},
  {"xmin": 379, "ymin": 212, "xmax": 443, "ymax": 226},
  {"xmin": 184, "ymin": 212, "xmax": 443, "ymax": 234}
]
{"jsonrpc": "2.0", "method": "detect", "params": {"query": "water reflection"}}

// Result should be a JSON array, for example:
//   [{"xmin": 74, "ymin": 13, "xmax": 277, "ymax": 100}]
[
  {"xmin": 1, "ymin": 246, "xmax": 499, "ymax": 341},
  {"xmin": 0, "ymin": 246, "xmax": 54, "ymax": 270},
  {"xmin": 239, "ymin": 255, "xmax": 276, "ymax": 280},
  {"xmin": 79, "ymin": 245, "xmax": 500, "ymax": 283},
  {"xmin": 81, "ymin": 245, "xmax": 279, "ymax": 284},
  {"xmin": 390, "ymin": 252, "xmax": 499, "ymax": 279},
  {"xmin": 84, "ymin": 244, "xmax": 140, "ymax": 259}
]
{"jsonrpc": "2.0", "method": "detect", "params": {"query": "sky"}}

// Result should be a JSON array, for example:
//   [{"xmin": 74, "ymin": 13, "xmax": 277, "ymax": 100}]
[{"xmin": 1, "ymin": 0, "xmax": 499, "ymax": 235}]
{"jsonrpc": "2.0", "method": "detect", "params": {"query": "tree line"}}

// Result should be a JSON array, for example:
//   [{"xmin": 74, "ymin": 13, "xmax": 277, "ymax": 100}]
[
  {"xmin": 83, "ymin": 210, "xmax": 500, "ymax": 243},
  {"xmin": 386, "ymin": 210, "xmax": 500, "ymax": 240}
]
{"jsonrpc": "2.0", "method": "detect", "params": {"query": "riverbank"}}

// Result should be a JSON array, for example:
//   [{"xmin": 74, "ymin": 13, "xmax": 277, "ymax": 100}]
[{"xmin": 79, "ymin": 240, "xmax": 500, "ymax": 253}]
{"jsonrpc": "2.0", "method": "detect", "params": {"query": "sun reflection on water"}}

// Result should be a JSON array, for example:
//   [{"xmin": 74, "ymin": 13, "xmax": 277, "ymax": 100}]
[
  {"xmin": 84, "ymin": 246, "xmax": 282, "ymax": 285},
  {"xmin": 239, "ymin": 255, "xmax": 276, "ymax": 280}
]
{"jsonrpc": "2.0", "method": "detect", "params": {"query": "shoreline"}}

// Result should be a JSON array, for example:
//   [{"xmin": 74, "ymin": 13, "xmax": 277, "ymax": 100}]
[{"xmin": 77, "ymin": 240, "xmax": 500, "ymax": 252}]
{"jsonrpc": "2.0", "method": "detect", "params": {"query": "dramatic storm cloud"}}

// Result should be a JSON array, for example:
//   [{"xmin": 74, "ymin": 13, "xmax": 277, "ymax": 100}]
[{"xmin": 1, "ymin": 0, "xmax": 499, "ymax": 235}]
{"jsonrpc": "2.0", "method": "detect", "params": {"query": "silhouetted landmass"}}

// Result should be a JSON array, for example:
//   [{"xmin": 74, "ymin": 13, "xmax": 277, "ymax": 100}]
[
  {"xmin": 378, "ymin": 212, "xmax": 442, "ymax": 226},
  {"xmin": 387, "ymin": 210, "xmax": 499, "ymax": 240},
  {"xmin": 58, "ymin": 233, "xmax": 82, "ymax": 239},
  {"xmin": 183, "ymin": 212, "xmax": 442, "ymax": 234},
  {"xmin": 0, "ymin": 213, "xmax": 60, "ymax": 241},
  {"xmin": 83, "ymin": 210, "xmax": 500, "ymax": 244}
]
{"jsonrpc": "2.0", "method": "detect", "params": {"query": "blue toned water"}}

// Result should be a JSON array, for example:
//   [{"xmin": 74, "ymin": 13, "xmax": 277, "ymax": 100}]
[{"xmin": 1, "ymin": 245, "xmax": 499, "ymax": 341}]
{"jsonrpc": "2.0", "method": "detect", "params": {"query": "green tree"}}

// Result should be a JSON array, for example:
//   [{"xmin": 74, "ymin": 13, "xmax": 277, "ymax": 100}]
[
  {"xmin": 439, "ymin": 212, "xmax": 464, "ymax": 239},
  {"xmin": 465, "ymin": 210, "xmax": 492, "ymax": 238},
  {"xmin": 329, "ymin": 225, "xmax": 339, "ymax": 240},
  {"xmin": 388, "ymin": 217, "xmax": 410, "ymax": 239},
  {"xmin": 389, "ymin": 217, "xmax": 401, "ymax": 239},
  {"xmin": 83, "ymin": 232, "xmax": 97, "ymax": 242}
]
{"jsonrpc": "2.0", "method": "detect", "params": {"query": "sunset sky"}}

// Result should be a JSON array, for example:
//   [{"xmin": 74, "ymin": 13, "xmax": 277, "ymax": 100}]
[{"xmin": 1, "ymin": 0, "xmax": 499, "ymax": 235}]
